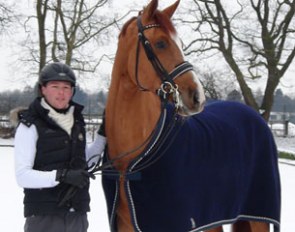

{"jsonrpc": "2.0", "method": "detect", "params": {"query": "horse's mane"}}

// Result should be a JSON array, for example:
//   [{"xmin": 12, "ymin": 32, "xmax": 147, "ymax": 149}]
[{"xmin": 120, "ymin": 9, "xmax": 176, "ymax": 37}]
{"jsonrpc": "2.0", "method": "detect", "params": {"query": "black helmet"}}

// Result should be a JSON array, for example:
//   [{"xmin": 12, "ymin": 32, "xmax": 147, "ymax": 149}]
[{"xmin": 39, "ymin": 62, "xmax": 76, "ymax": 86}]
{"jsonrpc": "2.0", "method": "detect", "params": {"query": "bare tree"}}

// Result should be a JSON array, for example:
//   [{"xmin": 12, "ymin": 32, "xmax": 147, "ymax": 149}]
[
  {"xmin": 180, "ymin": 0, "xmax": 295, "ymax": 121},
  {"xmin": 36, "ymin": 0, "xmax": 47, "ymax": 71},
  {"xmin": 0, "ymin": 1, "xmax": 16, "ymax": 34},
  {"xmin": 26, "ymin": 0, "xmax": 130, "ymax": 74},
  {"xmin": 199, "ymin": 71, "xmax": 237, "ymax": 100}
]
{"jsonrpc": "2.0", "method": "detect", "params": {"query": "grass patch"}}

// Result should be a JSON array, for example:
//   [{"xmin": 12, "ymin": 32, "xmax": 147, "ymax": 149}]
[{"xmin": 279, "ymin": 151, "xmax": 295, "ymax": 160}]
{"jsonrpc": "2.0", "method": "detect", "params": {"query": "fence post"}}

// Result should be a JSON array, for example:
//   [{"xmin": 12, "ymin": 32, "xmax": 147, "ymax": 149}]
[{"xmin": 284, "ymin": 120, "xmax": 289, "ymax": 137}]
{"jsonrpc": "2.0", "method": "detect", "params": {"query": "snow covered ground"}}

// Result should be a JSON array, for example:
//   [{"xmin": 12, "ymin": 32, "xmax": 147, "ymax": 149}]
[
  {"xmin": 0, "ymin": 137, "xmax": 294, "ymax": 231},
  {"xmin": 274, "ymin": 136, "xmax": 295, "ymax": 156}
]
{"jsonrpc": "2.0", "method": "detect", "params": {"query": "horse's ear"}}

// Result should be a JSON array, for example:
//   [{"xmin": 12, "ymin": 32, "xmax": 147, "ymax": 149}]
[
  {"xmin": 142, "ymin": 0, "xmax": 158, "ymax": 21},
  {"xmin": 163, "ymin": 0, "xmax": 180, "ymax": 18}
]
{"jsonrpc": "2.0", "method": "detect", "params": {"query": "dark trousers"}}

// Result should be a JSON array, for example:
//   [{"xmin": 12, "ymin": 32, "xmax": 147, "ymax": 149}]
[{"xmin": 24, "ymin": 212, "xmax": 88, "ymax": 232}]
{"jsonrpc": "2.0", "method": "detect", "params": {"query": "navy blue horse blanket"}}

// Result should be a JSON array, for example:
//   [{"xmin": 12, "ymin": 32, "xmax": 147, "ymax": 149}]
[{"xmin": 102, "ymin": 101, "xmax": 281, "ymax": 232}]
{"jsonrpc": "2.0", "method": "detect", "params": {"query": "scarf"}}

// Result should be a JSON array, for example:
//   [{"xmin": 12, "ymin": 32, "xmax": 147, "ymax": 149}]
[{"xmin": 41, "ymin": 98, "xmax": 74, "ymax": 136}]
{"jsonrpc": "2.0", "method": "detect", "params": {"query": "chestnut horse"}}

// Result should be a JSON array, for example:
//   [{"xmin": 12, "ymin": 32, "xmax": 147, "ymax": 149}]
[{"xmin": 102, "ymin": 0, "xmax": 280, "ymax": 232}]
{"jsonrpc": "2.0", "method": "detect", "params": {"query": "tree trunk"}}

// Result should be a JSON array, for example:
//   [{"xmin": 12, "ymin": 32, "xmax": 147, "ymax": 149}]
[{"xmin": 36, "ymin": 0, "xmax": 47, "ymax": 72}]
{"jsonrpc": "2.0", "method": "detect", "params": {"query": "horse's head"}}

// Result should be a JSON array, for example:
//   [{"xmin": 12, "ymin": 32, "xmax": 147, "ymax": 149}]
[{"xmin": 117, "ymin": 0, "xmax": 205, "ymax": 116}]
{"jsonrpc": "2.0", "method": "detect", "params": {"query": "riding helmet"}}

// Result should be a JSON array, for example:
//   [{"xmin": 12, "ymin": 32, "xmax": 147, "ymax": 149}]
[{"xmin": 39, "ymin": 62, "xmax": 76, "ymax": 86}]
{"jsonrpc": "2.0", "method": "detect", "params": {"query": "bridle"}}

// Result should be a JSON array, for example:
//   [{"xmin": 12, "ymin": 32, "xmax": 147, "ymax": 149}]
[
  {"xmin": 136, "ymin": 15, "xmax": 194, "ymax": 108},
  {"xmin": 87, "ymin": 15, "xmax": 193, "ymax": 176},
  {"xmin": 58, "ymin": 15, "xmax": 193, "ymax": 205}
]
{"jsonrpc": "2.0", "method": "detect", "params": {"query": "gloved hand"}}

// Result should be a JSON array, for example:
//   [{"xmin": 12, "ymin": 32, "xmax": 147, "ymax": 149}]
[{"xmin": 56, "ymin": 169, "xmax": 95, "ymax": 189}]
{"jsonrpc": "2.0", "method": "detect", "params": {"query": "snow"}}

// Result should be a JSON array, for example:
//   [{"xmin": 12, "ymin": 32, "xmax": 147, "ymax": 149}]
[
  {"xmin": 0, "ymin": 138, "xmax": 294, "ymax": 231},
  {"xmin": 270, "ymin": 122, "xmax": 295, "ymax": 137},
  {"xmin": 274, "ymin": 136, "xmax": 295, "ymax": 156},
  {"xmin": 0, "ymin": 138, "xmax": 109, "ymax": 231}
]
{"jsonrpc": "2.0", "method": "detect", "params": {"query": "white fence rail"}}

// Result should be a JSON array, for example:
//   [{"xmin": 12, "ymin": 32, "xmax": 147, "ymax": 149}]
[{"xmin": 0, "ymin": 115, "xmax": 103, "ymax": 143}]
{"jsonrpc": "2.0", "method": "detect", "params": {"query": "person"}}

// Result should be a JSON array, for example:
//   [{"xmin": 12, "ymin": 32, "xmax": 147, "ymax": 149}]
[{"xmin": 13, "ymin": 62, "xmax": 106, "ymax": 232}]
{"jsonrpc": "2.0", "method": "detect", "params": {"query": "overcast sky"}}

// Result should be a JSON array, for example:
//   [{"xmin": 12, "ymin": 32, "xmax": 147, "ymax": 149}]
[
  {"xmin": 0, "ymin": 0, "xmax": 177, "ymax": 93},
  {"xmin": 0, "ymin": 0, "xmax": 294, "ymax": 96}
]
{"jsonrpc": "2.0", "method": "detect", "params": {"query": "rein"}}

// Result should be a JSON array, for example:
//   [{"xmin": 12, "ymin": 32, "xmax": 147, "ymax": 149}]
[
  {"xmin": 58, "ymin": 16, "xmax": 196, "ymax": 204},
  {"xmin": 90, "ymin": 15, "xmax": 194, "ymax": 177},
  {"xmin": 89, "ymin": 103, "xmax": 169, "ymax": 176}
]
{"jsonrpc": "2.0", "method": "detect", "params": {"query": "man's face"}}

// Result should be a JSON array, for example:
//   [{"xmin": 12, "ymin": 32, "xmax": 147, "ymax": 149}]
[{"xmin": 41, "ymin": 81, "xmax": 73, "ymax": 109}]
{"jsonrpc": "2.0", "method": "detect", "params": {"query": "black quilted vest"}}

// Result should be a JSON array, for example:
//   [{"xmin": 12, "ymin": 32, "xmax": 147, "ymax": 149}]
[{"xmin": 18, "ymin": 98, "xmax": 90, "ymax": 217}]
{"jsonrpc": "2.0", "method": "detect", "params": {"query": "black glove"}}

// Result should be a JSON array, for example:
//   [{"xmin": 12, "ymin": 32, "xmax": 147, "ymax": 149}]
[{"xmin": 56, "ymin": 169, "xmax": 95, "ymax": 189}]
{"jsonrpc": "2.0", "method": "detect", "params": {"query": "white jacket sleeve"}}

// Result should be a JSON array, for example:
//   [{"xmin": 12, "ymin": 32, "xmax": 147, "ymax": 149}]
[
  {"xmin": 86, "ymin": 134, "xmax": 106, "ymax": 168},
  {"xmin": 14, "ymin": 123, "xmax": 59, "ymax": 189}
]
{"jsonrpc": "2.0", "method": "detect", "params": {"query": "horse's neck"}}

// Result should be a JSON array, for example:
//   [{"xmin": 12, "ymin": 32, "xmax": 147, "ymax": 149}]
[{"xmin": 106, "ymin": 71, "xmax": 161, "ymax": 170}]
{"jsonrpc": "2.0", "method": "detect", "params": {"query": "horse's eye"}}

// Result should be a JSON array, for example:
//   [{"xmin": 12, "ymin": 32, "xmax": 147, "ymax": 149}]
[{"xmin": 154, "ymin": 40, "xmax": 167, "ymax": 49}]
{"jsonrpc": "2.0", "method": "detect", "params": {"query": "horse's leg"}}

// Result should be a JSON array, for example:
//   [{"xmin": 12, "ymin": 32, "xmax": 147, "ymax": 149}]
[
  {"xmin": 205, "ymin": 226, "xmax": 223, "ymax": 232},
  {"xmin": 231, "ymin": 221, "xmax": 269, "ymax": 232}
]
